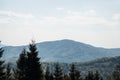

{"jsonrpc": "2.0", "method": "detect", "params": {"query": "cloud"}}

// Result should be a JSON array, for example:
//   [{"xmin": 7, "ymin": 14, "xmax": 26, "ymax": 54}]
[
  {"xmin": 84, "ymin": 9, "xmax": 97, "ymax": 16},
  {"xmin": 0, "ymin": 10, "xmax": 34, "ymax": 25},
  {"xmin": 0, "ymin": 11, "xmax": 34, "ymax": 19},
  {"xmin": 0, "ymin": 10, "xmax": 120, "ymax": 47},
  {"xmin": 60, "ymin": 15, "xmax": 107, "ymax": 26},
  {"xmin": 112, "ymin": 13, "xmax": 120, "ymax": 20},
  {"xmin": 66, "ymin": 9, "xmax": 97, "ymax": 16},
  {"xmin": 0, "ymin": 10, "xmax": 120, "ymax": 28}
]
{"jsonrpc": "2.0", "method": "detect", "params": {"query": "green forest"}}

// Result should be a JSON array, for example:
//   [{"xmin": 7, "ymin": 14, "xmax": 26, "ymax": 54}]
[{"xmin": 0, "ymin": 41, "xmax": 120, "ymax": 80}]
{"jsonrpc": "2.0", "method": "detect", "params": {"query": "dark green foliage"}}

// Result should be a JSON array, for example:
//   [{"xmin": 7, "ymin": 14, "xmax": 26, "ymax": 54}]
[
  {"xmin": 49, "ymin": 73, "xmax": 54, "ymax": 80},
  {"xmin": 13, "ymin": 49, "xmax": 27, "ymax": 80},
  {"xmin": 13, "ymin": 41, "xmax": 43, "ymax": 80},
  {"xmin": 94, "ymin": 70, "xmax": 102, "ymax": 80},
  {"xmin": 85, "ymin": 71, "xmax": 94, "ymax": 80},
  {"xmin": 27, "ymin": 41, "xmax": 43, "ymax": 80},
  {"xmin": 45, "ymin": 66, "xmax": 50, "ymax": 80},
  {"xmin": 75, "ymin": 70, "xmax": 82, "ymax": 80},
  {"xmin": 42, "ymin": 56, "xmax": 120, "ymax": 79},
  {"xmin": 69, "ymin": 64, "xmax": 82, "ymax": 80},
  {"xmin": 111, "ymin": 63, "xmax": 120, "ymax": 80},
  {"xmin": 63, "ymin": 74, "xmax": 69, "ymax": 80},
  {"xmin": 5, "ymin": 64, "xmax": 12, "ymax": 80},
  {"xmin": 85, "ymin": 70, "xmax": 102, "ymax": 80},
  {"xmin": 54, "ymin": 63, "xmax": 63, "ymax": 80},
  {"xmin": 69, "ymin": 64, "xmax": 76, "ymax": 80},
  {"xmin": 0, "ymin": 47, "xmax": 5, "ymax": 80}
]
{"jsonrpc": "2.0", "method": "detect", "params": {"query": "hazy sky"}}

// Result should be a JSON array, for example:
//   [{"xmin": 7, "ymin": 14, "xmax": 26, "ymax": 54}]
[{"xmin": 0, "ymin": 0, "xmax": 120, "ymax": 48}]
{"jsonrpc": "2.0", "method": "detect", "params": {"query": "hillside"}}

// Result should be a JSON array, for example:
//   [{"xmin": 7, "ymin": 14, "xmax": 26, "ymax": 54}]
[
  {"xmin": 42, "ymin": 56, "xmax": 120, "ymax": 80},
  {"xmin": 2, "ymin": 39, "xmax": 120, "ymax": 63}
]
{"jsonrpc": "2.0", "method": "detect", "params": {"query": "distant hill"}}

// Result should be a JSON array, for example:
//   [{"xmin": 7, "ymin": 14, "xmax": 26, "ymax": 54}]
[
  {"xmin": 2, "ymin": 39, "xmax": 120, "ymax": 63},
  {"xmin": 42, "ymin": 56, "xmax": 120, "ymax": 80},
  {"xmin": 75, "ymin": 56, "xmax": 120, "ymax": 75}
]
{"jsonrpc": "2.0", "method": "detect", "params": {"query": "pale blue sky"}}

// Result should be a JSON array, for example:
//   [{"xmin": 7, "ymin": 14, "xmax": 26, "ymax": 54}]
[{"xmin": 0, "ymin": 0, "xmax": 120, "ymax": 48}]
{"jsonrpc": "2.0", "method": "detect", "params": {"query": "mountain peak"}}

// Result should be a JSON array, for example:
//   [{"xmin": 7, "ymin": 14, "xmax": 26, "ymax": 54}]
[
  {"xmin": 59, "ymin": 39, "xmax": 75, "ymax": 42},
  {"xmin": 41, "ymin": 39, "xmax": 85, "ymax": 45}
]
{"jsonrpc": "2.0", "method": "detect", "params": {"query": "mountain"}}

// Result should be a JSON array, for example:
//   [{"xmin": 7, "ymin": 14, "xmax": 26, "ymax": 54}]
[{"xmin": 2, "ymin": 39, "xmax": 120, "ymax": 63}]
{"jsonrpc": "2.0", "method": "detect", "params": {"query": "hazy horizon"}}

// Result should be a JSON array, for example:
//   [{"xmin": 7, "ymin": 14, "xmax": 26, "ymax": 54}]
[{"xmin": 0, "ymin": 0, "xmax": 120, "ymax": 48}]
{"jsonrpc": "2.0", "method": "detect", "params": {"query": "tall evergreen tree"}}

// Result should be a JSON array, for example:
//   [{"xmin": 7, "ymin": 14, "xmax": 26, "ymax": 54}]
[
  {"xmin": 0, "ymin": 47, "xmax": 5, "ymax": 80},
  {"xmin": 45, "ymin": 66, "xmax": 50, "ymax": 80},
  {"xmin": 85, "ymin": 71, "xmax": 94, "ymax": 80},
  {"xmin": 69, "ymin": 64, "xmax": 82, "ymax": 80},
  {"xmin": 27, "ymin": 41, "xmax": 43, "ymax": 80},
  {"xmin": 75, "ymin": 70, "xmax": 82, "ymax": 80},
  {"xmin": 49, "ymin": 73, "xmax": 54, "ymax": 80},
  {"xmin": 5, "ymin": 64, "xmax": 12, "ymax": 80},
  {"xmin": 13, "ymin": 49, "xmax": 27, "ymax": 80},
  {"xmin": 54, "ymin": 63, "xmax": 63, "ymax": 80},
  {"xmin": 69, "ymin": 64, "xmax": 76, "ymax": 80},
  {"xmin": 94, "ymin": 70, "xmax": 102, "ymax": 80}
]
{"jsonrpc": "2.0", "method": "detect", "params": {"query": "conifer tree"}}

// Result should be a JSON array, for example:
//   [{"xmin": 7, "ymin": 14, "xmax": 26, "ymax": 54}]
[
  {"xmin": 5, "ymin": 64, "xmax": 12, "ymax": 80},
  {"xmin": 13, "ymin": 49, "xmax": 27, "ymax": 80},
  {"xmin": 85, "ymin": 71, "xmax": 94, "ymax": 80},
  {"xmin": 54, "ymin": 63, "xmax": 63, "ymax": 80},
  {"xmin": 49, "ymin": 73, "xmax": 54, "ymax": 80},
  {"xmin": 94, "ymin": 70, "xmax": 102, "ymax": 80},
  {"xmin": 69, "ymin": 64, "xmax": 76, "ymax": 80},
  {"xmin": 45, "ymin": 66, "xmax": 50, "ymax": 80},
  {"xmin": 27, "ymin": 41, "xmax": 43, "ymax": 80},
  {"xmin": 69, "ymin": 64, "xmax": 81, "ymax": 80},
  {"xmin": 0, "ymin": 47, "xmax": 5, "ymax": 80},
  {"xmin": 75, "ymin": 70, "xmax": 82, "ymax": 80}
]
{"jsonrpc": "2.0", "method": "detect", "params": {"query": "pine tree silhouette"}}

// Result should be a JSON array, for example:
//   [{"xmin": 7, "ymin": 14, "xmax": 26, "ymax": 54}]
[
  {"xmin": 69, "ymin": 64, "xmax": 82, "ymax": 80},
  {"xmin": 5, "ymin": 64, "xmax": 12, "ymax": 80},
  {"xmin": 13, "ymin": 49, "xmax": 27, "ymax": 80},
  {"xmin": 69, "ymin": 64, "xmax": 76, "ymax": 80},
  {"xmin": 94, "ymin": 70, "xmax": 102, "ymax": 80},
  {"xmin": 49, "ymin": 73, "xmax": 54, "ymax": 80},
  {"xmin": 27, "ymin": 41, "xmax": 43, "ymax": 80},
  {"xmin": 85, "ymin": 71, "xmax": 94, "ymax": 80},
  {"xmin": 45, "ymin": 66, "xmax": 51, "ymax": 80},
  {"xmin": 54, "ymin": 63, "xmax": 63, "ymax": 80},
  {"xmin": 0, "ymin": 47, "xmax": 5, "ymax": 80}
]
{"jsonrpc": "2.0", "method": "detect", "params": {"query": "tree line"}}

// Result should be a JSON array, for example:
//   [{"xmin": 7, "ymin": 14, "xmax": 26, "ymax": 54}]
[{"xmin": 0, "ymin": 41, "xmax": 120, "ymax": 80}]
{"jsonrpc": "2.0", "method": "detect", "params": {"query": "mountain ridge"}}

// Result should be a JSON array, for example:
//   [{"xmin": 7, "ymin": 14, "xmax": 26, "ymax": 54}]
[{"xmin": 2, "ymin": 39, "xmax": 120, "ymax": 63}]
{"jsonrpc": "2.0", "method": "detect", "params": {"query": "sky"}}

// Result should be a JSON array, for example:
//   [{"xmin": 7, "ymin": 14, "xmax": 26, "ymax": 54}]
[{"xmin": 0, "ymin": 0, "xmax": 120, "ymax": 48}]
